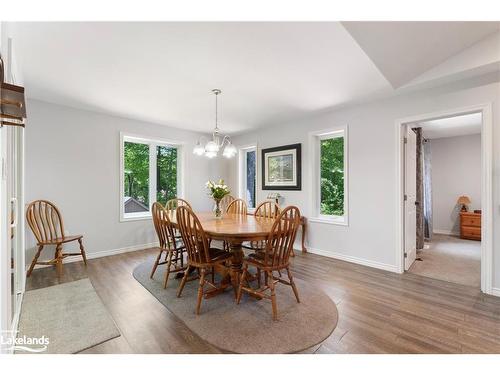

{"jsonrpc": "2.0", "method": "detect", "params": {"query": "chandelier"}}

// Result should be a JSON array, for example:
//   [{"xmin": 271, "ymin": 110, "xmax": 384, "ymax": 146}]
[{"xmin": 193, "ymin": 89, "xmax": 237, "ymax": 158}]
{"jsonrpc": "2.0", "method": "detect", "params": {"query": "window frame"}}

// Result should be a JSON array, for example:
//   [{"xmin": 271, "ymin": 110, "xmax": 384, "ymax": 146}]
[
  {"xmin": 309, "ymin": 125, "xmax": 349, "ymax": 226},
  {"xmin": 238, "ymin": 144, "xmax": 258, "ymax": 213},
  {"xmin": 119, "ymin": 132, "xmax": 185, "ymax": 222}
]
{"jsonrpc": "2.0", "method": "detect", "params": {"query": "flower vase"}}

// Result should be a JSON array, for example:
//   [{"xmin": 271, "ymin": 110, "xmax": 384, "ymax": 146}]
[{"xmin": 213, "ymin": 199, "xmax": 222, "ymax": 219}]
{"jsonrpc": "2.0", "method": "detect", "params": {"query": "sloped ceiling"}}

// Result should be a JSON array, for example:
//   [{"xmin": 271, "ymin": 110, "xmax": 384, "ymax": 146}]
[{"xmin": 342, "ymin": 21, "xmax": 499, "ymax": 88}]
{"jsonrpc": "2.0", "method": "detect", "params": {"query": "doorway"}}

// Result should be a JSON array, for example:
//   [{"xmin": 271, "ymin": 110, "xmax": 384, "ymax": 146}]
[{"xmin": 396, "ymin": 104, "xmax": 493, "ymax": 294}]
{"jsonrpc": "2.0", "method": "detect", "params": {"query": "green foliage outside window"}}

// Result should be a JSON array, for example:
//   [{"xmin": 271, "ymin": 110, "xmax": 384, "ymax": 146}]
[
  {"xmin": 124, "ymin": 142, "xmax": 150, "ymax": 208},
  {"xmin": 156, "ymin": 146, "xmax": 178, "ymax": 205},
  {"xmin": 124, "ymin": 141, "xmax": 178, "ymax": 211},
  {"xmin": 320, "ymin": 137, "xmax": 344, "ymax": 216}
]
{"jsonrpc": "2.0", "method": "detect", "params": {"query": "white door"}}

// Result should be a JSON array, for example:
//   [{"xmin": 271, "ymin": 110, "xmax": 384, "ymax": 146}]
[{"xmin": 404, "ymin": 125, "xmax": 417, "ymax": 270}]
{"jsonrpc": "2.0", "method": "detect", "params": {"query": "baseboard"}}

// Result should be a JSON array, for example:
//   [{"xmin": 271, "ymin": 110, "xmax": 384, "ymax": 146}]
[
  {"xmin": 298, "ymin": 245, "xmax": 399, "ymax": 273},
  {"xmin": 29, "ymin": 241, "xmax": 159, "ymax": 270},
  {"xmin": 433, "ymin": 229, "xmax": 460, "ymax": 236},
  {"xmin": 491, "ymin": 288, "xmax": 500, "ymax": 297}
]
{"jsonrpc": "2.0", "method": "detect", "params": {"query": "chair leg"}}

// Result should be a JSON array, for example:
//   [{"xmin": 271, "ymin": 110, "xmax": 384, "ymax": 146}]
[
  {"xmin": 268, "ymin": 271, "xmax": 278, "ymax": 321},
  {"xmin": 27, "ymin": 245, "xmax": 43, "ymax": 277},
  {"xmin": 237, "ymin": 265, "xmax": 248, "ymax": 304},
  {"xmin": 55, "ymin": 244, "xmax": 63, "ymax": 278},
  {"xmin": 163, "ymin": 251, "xmax": 173, "ymax": 289},
  {"xmin": 150, "ymin": 250, "xmax": 163, "ymax": 279},
  {"xmin": 177, "ymin": 265, "xmax": 190, "ymax": 297},
  {"xmin": 78, "ymin": 238, "xmax": 87, "ymax": 266},
  {"xmin": 196, "ymin": 268, "xmax": 206, "ymax": 315},
  {"xmin": 287, "ymin": 267, "xmax": 300, "ymax": 303}
]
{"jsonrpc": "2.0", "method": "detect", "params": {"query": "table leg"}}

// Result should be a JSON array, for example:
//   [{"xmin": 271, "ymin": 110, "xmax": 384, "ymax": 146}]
[
  {"xmin": 301, "ymin": 217, "xmax": 307, "ymax": 253},
  {"xmin": 229, "ymin": 241, "xmax": 244, "ymax": 298}
]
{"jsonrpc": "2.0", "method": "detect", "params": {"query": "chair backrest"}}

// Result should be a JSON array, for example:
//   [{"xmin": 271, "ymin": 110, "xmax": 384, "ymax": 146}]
[
  {"xmin": 26, "ymin": 200, "xmax": 65, "ymax": 244},
  {"xmin": 254, "ymin": 201, "xmax": 281, "ymax": 219},
  {"xmin": 165, "ymin": 198, "xmax": 192, "ymax": 211},
  {"xmin": 263, "ymin": 206, "xmax": 301, "ymax": 268},
  {"xmin": 220, "ymin": 195, "xmax": 235, "ymax": 213},
  {"xmin": 226, "ymin": 198, "xmax": 248, "ymax": 215},
  {"xmin": 177, "ymin": 206, "xmax": 212, "ymax": 265},
  {"xmin": 152, "ymin": 202, "xmax": 176, "ymax": 250}
]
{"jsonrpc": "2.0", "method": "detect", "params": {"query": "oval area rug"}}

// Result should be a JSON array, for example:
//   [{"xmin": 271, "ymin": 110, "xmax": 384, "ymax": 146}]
[{"xmin": 133, "ymin": 257, "xmax": 338, "ymax": 353}]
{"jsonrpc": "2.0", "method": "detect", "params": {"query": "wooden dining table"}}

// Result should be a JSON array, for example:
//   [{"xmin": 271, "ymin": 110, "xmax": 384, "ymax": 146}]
[{"xmin": 166, "ymin": 211, "xmax": 276, "ymax": 295}]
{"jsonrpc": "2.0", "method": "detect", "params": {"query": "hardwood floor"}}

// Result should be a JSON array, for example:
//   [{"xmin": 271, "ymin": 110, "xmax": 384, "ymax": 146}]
[{"xmin": 25, "ymin": 248, "xmax": 500, "ymax": 354}]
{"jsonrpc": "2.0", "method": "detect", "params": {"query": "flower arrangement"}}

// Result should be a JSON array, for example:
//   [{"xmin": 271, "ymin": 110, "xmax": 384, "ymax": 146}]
[{"xmin": 206, "ymin": 179, "xmax": 230, "ymax": 218}]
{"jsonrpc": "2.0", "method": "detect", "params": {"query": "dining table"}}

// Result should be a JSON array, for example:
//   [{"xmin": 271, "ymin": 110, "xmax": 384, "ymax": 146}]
[{"xmin": 166, "ymin": 211, "xmax": 276, "ymax": 296}]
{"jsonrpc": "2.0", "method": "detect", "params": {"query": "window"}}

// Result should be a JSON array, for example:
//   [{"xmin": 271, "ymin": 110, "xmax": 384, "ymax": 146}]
[
  {"xmin": 120, "ymin": 134, "xmax": 182, "ymax": 221},
  {"xmin": 239, "ymin": 145, "xmax": 257, "ymax": 209},
  {"xmin": 310, "ymin": 127, "xmax": 348, "ymax": 225}
]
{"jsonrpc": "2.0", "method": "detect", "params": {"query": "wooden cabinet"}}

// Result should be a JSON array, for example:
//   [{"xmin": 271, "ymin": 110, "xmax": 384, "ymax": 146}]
[{"xmin": 459, "ymin": 212, "xmax": 481, "ymax": 241}]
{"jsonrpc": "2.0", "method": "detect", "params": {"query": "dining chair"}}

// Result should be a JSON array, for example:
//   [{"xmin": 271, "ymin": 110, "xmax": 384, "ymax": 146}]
[
  {"xmin": 237, "ymin": 206, "xmax": 301, "ymax": 320},
  {"xmin": 176, "ymin": 206, "xmax": 232, "ymax": 314},
  {"xmin": 165, "ymin": 197, "xmax": 192, "ymax": 211},
  {"xmin": 220, "ymin": 195, "xmax": 235, "ymax": 213},
  {"xmin": 226, "ymin": 198, "xmax": 248, "ymax": 215},
  {"xmin": 165, "ymin": 198, "xmax": 192, "ymax": 238},
  {"xmin": 151, "ymin": 202, "xmax": 187, "ymax": 288},
  {"xmin": 244, "ymin": 201, "xmax": 281, "ymax": 251},
  {"xmin": 26, "ymin": 200, "xmax": 87, "ymax": 277}
]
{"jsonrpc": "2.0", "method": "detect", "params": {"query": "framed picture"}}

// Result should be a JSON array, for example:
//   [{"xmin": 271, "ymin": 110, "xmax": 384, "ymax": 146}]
[{"xmin": 262, "ymin": 143, "xmax": 301, "ymax": 190}]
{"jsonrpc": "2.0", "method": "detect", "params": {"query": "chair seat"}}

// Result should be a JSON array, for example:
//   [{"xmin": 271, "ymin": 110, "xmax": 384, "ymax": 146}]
[
  {"xmin": 38, "ymin": 235, "xmax": 83, "ymax": 245},
  {"xmin": 244, "ymin": 252, "xmax": 288, "ymax": 271}
]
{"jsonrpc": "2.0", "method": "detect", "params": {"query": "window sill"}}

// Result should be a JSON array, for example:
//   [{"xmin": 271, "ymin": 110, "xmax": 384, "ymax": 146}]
[
  {"xmin": 120, "ymin": 213, "xmax": 152, "ymax": 222},
  {"xmin": 308, "ymin": 216, "xmax": 348, "ymax": 226}
]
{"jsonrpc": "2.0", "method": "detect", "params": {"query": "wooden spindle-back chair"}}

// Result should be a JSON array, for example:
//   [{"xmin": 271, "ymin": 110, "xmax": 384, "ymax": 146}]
[
  {"xmin": 220, "ymin": 195, "xmax": 235, "ymax": 214},
  {"xmin": 165, "ymin": 198, "xmax": 192, "ymax": 211},
  {"xmin": 226, "ymin": 198, "xmax": 248, "ymax": 215},
  {"xmin": 237, "ymin": 206, "xmax": 301, "ymax": 320},
  {"xmin": 244, "ymin": 201, "xmax": 281, "ymax": 251},
  {"xmin": 26, "ymin": 200, "xmax": 87, "ymax": 277},
  {"xmin": 165, "ymin": 198, "xmax": 192, "ymax": 237},
  {"xmin": 254, "ymin": 200, "xmax": 281, "ymax": 219},
  {"xmin": 150, "ymin": 202, "xmax": 187, "ymax": 288},
  {"xmin": 176, "ymin": 206, "xmax": 232, "ymax": 314}
]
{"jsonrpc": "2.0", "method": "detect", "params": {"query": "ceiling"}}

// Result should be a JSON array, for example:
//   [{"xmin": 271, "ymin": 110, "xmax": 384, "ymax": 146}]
[
  {"xmin": 342, "ymin": 21, "xmax": 499, "ymax": 88},
  {"xmin": 418, "ymin": 112, "xmax": 482, "ymax": 139},
  {"xmin": 6, "ymin": 21, "xmax": 499, "ymax": 134}
]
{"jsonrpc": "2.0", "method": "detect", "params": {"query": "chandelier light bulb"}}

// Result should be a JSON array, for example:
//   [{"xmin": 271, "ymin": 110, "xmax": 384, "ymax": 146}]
[
  {"xmin": 193, "ymin": 142, "xmax": 205, "ymax": 155},
  {"xmin": 223, "ymin": 143, "xmax": 237, "ymax": 158},
  {"xmin": 205, "ymin": 140, "xmax": 220, "ymax": 153},
  {"xmin": 205, "ymin": 151, "xmax": 217, "ymax": 159}
]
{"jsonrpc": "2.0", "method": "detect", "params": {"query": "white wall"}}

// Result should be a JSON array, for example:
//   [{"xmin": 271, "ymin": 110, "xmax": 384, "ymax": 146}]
[
  {"xmin": 228, "ymin": 77, "xmax": 500, "ymax": 289},
  {"xmin": 25, "ymin": 99, "xmax": 229, "ymax": 263},
  {"xmin": 431, "ymin": 134, "xmax": 481, "ymax": 235}
]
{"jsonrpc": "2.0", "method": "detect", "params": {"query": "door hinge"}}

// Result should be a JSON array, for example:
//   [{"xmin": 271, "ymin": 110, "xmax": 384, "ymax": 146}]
[
  {"xmin": 404, "ymin": 137, "xmax": 408, "ymax": 144},
  {"xmin": 404, "ymin": 252, "xmax": 408, "ymax": 258},
  {"xmin": 404, "ymin": 194, "xmax": 408, "ymax": 201}
]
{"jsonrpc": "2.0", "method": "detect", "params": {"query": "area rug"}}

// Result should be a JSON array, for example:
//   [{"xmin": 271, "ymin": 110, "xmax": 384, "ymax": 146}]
[
  {"xmin": 133, "ymin": 258, "xmax": 338, "ymax": 353},
  {"xmin": 17, "ymin": 279, "xmax": 120, "ymax": 354}
]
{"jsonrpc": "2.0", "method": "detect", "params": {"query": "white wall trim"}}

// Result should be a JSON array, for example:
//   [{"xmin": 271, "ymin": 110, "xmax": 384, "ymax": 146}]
[
  {"xmin": 395, "ymin": 103, "xmax": 494, "ymax": 294},
  {"xmin": 491, "ymin": 288, "xmax": 500, "ymax": 298},
  {"xmin": 29, "ymin": 242, "xmax": 159, "ymax": 270},
  {"xmin": 299, "ymin": 245, "xmax": 399, "ymax": 273}
]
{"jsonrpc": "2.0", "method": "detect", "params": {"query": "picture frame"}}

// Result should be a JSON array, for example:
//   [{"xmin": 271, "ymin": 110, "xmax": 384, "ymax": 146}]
[{"xmin": 261, "ymin": 143, "xmax": 301, "ymax": 190}]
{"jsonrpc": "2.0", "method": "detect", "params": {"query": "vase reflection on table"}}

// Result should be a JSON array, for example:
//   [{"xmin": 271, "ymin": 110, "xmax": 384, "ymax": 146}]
[{"xmin": 206, "ymin": 179, "xmax": 230, "ymax": 219}]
